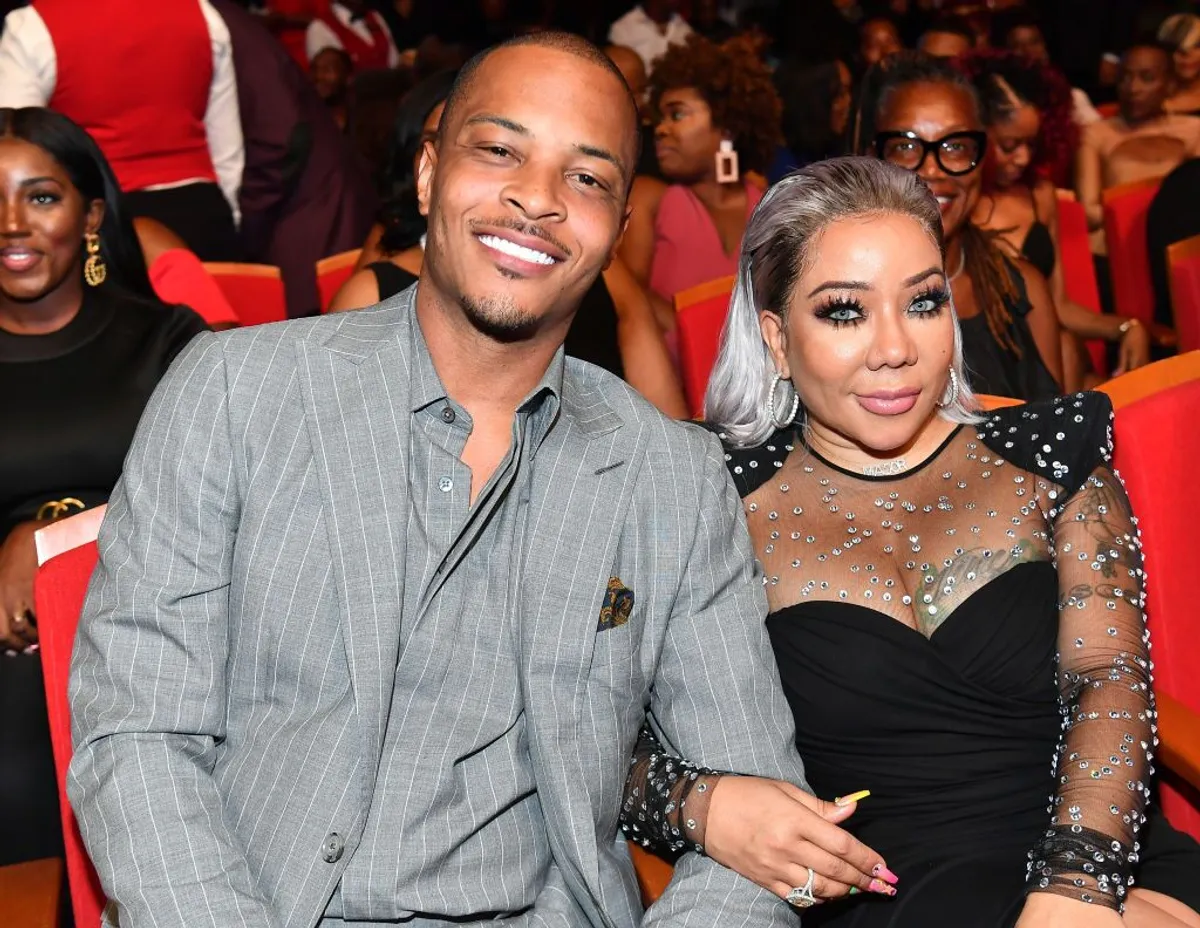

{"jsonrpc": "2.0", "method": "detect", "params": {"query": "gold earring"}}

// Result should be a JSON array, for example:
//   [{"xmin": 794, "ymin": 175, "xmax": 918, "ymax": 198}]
[{"xmin": 83, "ymin": 232, "xmax": 107, "ymax": 287}]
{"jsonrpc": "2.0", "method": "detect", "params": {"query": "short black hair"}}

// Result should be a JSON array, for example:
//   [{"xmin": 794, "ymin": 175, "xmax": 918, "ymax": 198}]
[
  {"xmin": 439, "ymin": 31, "xmax": 640, "ymax": 172},
  {"xmin": 923, "ymin": 14, "xmax": 975, "ymax": 46},
  {"xmin": 1123, "ymin": 37, "xmax": 1174, "ymax": 64}
]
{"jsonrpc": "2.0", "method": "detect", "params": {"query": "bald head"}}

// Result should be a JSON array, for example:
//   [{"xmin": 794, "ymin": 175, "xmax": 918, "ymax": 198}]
[{"xmin": 605, "ymin": 44, "xmax": 648, "ymax": 114}]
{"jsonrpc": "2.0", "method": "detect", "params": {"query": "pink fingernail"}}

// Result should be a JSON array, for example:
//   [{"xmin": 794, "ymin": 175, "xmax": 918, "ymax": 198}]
[
  {"xmin": 869, "ymin": 879, "xmax": 897, "ymax": 896},
  {"xmin": 871, "ymin": 865, "xmax": 899, "ymax": 884}
]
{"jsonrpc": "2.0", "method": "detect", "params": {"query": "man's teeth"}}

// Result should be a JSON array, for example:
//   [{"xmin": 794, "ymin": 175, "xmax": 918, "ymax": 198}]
[{"xmin": 479, "ymin": 234, "xmax": 555, "ymax": 266}]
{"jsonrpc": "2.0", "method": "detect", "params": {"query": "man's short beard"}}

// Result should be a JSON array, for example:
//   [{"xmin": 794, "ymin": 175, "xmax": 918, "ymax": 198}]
[{"xmin": 460, "ymin": 292, "xmax": 542, "ymax": 343}]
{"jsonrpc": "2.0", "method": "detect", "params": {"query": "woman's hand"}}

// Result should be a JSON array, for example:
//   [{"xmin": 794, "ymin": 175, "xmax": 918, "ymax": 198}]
[
  {"xmin": 0, "ymin": 522, "xmax": 41, "ymax": 652},
  {"xmin": 1015, "ymin": 892, "xmax": 1125, "ymax": 928},
  {"xmin": 1114, "ymin": 320, "xmax": 1152, "ymax": 375},
  {"xmin": 705, "ymin": 776, "xmax": 898, "ymax": 904}
]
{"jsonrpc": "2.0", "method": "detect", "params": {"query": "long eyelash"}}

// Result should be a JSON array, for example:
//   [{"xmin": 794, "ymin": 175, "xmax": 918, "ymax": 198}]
[
  {"xmin": 911, "ymin": 285, "xmax": 951, "ymax": 314},
  {"xmin": 814, "ymin": 296, "xmax": 866, "ymax": 328}
]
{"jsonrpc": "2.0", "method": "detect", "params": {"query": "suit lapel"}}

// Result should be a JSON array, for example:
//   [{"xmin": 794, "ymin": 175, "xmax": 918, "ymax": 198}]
[
  {"xmin": 520, "ymin": 378, "xmax": 646, "ymax": 909},
  {"xmin": 296, "ymin": 303, "xmax": 414, "ymax": 797}
]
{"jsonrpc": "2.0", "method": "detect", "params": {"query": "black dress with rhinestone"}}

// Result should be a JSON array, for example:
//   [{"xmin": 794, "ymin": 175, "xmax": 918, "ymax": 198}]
[{"xmin": 621, "ymin": 393, "xmax": 1200, "ymax": 926}]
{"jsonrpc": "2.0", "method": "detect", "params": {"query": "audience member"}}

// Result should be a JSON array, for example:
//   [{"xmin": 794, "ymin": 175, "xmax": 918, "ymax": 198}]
[
  {"xmin": 620, "ymin": 33, "xmax": 782, "ymax": 333},
  {"xmin": 916, "ymin": 14, "xmax": 974, "ymax": 61},
  {"xmin": 68, "ymin": 32, "xmax": 815, "ymax": 928},
  {"xmin": 963, "ymin": 50, "xmax": 1151, "ymax": 384},
  {"xmin": 631, "ymin": 155, "xmax": 1200, "ymax": 928},
  {"xmin": 604, "ymin": 43, "xmax": 663, "ymax": 179},
  {"xmin": 305, "ymin": 0, "xmax": 401, "ymax": 67},
  {"xmin": 0, "ymin": 0, "xmax": 245, "ymax": 262},
  {"xmin": 134, "ymin": 217, "xmax": 240, "ymax": 330},
  {"xmin": 1160, "ymin": 14, "xmax": 1200, "ymax": 116},
  {"xmin": 857, "ymin": 15, "xmax": 903, "ymax": 72},
  {"xmin": 311, "ymin": 45, "xmax": 354, "ymax": 131},
  {"xmin": 860, "ymin": 52, "xmax": 1064, "ymax": 400},
  {"xmin": 769, "ymin": 58, "xmax": 853, "ymax": 181},
  {"xmin": 689, "ymin": 0, "xmax": 735, "ymax": 43},
  {"xmin": 994, "ymin": 8, "xmax": 1101, "ymax": 127},
  {"xmin": 0, "ymin": 107, "xmax": 207, "ymax": 868},
  {"xmin": 607, "ymin": 0, "xmax": 692, "ymax": 75},
  {"xmin": 255, "ymin": 0, "xmax": 321, "ymax": 69},
  {"xmin": 334, "ymin": 71, "xmax": 688, "ymax": 417},
  {"xmin": 1076, "ymin": 41, "xmax": 1200, "ymax": 252},
  {"xmin": 215, "ymin": 0, "xmax": 377, "ymax": 316}
]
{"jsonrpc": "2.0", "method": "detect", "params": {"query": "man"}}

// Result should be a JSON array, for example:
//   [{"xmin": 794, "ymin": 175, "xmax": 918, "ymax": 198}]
[
  {"xmin": 311, "ymin": 45, "xmax": 353, "ymax": 131},
  {"xmin": 916, "ymin": 14, "xmax": 973, "ymax": 60},
  {"xmin": 608, "ymin": 0, "xmax": 691, "ymax": 75},
  {"xmin": 213, "ymin": 0, "xmax": 375, "ymax": 316},
  {"xmin": 68, "ymin": 32, "xmax": 813, "ymax": 928},
  {"xmin": 306, "ymin": 0, "xmax": 400, "ymax": 68}
]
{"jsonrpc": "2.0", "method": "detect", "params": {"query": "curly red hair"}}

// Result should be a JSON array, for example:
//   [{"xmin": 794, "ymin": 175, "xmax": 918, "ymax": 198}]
[
  {"xmin": 955, "ymin": 49, "xmax": 1078, "ymax": 188},
  {"xmin": 648, "ymin": 34, "xmax": 783, "ymax": 175}
]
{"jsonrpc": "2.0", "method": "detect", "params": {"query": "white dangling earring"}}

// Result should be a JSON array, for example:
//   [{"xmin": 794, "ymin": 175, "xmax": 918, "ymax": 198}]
[
  {"xmin": 767, "ymin": 372, "xmax": 800, "ymax": 430},
  {"xmin": 715, "ymin": 139, "xmax": 740, "ymax": 184},
  {"xmin": 937, "ymin": 368, "xmax": 959, "ymax": 409}
]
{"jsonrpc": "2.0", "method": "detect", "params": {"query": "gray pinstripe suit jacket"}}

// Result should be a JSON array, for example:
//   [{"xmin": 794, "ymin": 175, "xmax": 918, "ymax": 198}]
[{"xmin": 67, "ymin": 290, "xmax": 808, "ymax": 928}]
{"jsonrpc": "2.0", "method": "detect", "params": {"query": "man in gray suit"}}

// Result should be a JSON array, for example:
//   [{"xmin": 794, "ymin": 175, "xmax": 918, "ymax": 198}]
[{"xmin": 70, "ymin": 31, "xmax": 812, "ymax": 928}]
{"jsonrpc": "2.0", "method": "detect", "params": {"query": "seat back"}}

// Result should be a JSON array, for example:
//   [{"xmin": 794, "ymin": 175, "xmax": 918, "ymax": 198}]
[
  {"xmin": 1101, "ymin": 352, "xmax": 1200, "ymax": 839},
  {"xmin": 674, "ymin": 276, "xmax": 736, "ymax": 418},
  {"xmin": 34, "ymin": 539, "xmax": 104, "ymax": 928},
  {"xmin": 1056, "ymin": 191, "xmax": 1108, "ymax": 377},
  {"xmin": 316, "ymin": 248, "xmax": 363, "ymax": 312},
  {"xmin": 1167, "ymin": 235, "xmax": 1200, "ymax": 353},
  {"xmin": 1102, "ymin": 178, "xmax": 1163, "ymax": 325},
  {"xmin": 203, "ymin": 263, "xmax": 288, "ymax": 327}
]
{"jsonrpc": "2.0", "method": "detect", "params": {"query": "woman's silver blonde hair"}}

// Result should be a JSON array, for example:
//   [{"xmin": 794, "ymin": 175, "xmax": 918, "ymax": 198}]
[{"xmin": 705, "ymin": 156, "xmax": 982, "ymax": 448}]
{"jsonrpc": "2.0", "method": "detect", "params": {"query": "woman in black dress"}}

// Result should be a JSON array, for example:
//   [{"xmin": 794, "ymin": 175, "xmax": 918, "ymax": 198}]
[
  {"xmin": 331, "ymin": 70, "xmax": 688, "ymax": 418},
  {"xmin": 0, "ymin": 107, "xmax": 207, "ymax": 866},
  {"xmin": 620, "ymin": 158, "xmax": 1200, "ymax": 927}
]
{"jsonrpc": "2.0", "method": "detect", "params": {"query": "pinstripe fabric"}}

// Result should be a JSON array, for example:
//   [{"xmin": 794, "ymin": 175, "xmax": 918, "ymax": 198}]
[{"xmin": 68, "ymin": 287, "xmax": 807, "ymax": 928}]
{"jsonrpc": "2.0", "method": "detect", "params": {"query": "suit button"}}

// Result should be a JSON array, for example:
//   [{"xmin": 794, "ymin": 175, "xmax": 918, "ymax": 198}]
[{"xmin": 321, "ymin": 832, "xmax": 345, "ymax": 863}]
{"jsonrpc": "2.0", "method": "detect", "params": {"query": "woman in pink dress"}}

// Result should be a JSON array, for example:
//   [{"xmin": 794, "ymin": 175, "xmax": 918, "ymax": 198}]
[{"xmin": 619, "ymin": 34, "xmax": 782, "ymax": 337}]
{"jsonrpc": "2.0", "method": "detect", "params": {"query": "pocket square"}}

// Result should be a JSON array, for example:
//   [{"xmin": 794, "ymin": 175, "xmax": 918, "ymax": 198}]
[{"xmin": 598, "ymin": 576, "xmax": 634, "ymax": 631}]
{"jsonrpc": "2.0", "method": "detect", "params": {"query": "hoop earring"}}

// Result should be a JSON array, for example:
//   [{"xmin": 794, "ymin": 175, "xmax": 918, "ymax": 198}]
[
  {"xmin": 937, "ymin": 368, "xmax": 959, "ymax": 409},
  {"xmin": 715, "ymin": 139, "xmax": 740, "ymax": 184},
  {"xmin": 83, "ymin": 233, "xmax": 107, "ymax": 287},
  {"xmin": 767, "ymin": 372, "xmax": 800, "ymax": 430}
]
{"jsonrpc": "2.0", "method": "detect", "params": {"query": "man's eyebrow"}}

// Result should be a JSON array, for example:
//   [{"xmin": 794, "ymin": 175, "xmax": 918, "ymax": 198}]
[
  {"xmin": 574, "ymin": 143, "xmax": 625, "ymax": 174},
  {"xmin": 463, "ymin": 112, "xmax": 629, "ymax": 179},
  {"xmin": 464, "ymin": 114, "xmax": 529, "ymax": 135}
]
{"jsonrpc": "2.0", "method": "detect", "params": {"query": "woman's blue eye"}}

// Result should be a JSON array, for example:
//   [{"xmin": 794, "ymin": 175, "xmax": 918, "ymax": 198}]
[{"xmin": 827, "ymin": 306, "xmax": 861, "ymax": 321}]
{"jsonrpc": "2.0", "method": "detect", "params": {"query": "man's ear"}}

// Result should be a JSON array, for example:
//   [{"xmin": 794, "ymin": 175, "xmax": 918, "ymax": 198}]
[
  {"xmin": 603, "ymin": 207, "xmax": 633, "ymax": 271},
  {"xmin": 416, "ymin": 138, "xmax": 438, "ymax": 218}
]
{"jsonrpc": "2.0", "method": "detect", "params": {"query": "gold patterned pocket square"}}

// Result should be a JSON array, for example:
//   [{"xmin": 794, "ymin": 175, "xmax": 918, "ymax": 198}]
[{"xmin": 598, "ymin": 576, "xmax": 634, "ymax": 631}]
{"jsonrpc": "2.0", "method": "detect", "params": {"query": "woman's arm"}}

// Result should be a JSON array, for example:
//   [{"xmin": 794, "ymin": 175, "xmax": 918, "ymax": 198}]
[
  {"xmin": 355, "ymin": 223, "xmax": 388, "ymax": 270},
  {"xmin": 621, "ymin": 726, "xmax": 895, "ymax": 902},
  {"xmin": 1075, "ymin": 125, "xmax": 1105, "ymax": 233},
  {"xmin": 328, "ymin": 267, "xmax": 383, "ymax": 313},
  {"xmin": 602, "ymin": 256, "xmax": 689, "ymax": 419},
  {"xmin": 1016, "ymin": 259, "xmax": 1066, "ymax": 390},
  {"xmin": 1022, "ymin": 404, "xmax": 1150, "ymax": 916},
  {"xmin": 617, "ymin": 177, "xmax": 676, "ymax": 332}
]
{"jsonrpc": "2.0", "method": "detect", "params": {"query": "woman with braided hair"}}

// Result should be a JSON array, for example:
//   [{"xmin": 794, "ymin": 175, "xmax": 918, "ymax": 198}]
[
  {"xmin": 961, "ymin": 50, "xmax": 1152, "ymax": 386},
  {"xmin": 855, "ymin": 51, "xmax": 1063, "ymax": 401}
]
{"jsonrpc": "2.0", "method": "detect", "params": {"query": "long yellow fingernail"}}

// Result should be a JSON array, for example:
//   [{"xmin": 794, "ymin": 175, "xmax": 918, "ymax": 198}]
[{"xmin": 835, "ymin": 789, "xmax": 871, "ymax": 807}]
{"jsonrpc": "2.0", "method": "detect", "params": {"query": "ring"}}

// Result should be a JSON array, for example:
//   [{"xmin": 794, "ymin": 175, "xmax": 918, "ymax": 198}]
[
  {"xmin": 786, "ymin": 867, "xmax": 817, "ymax": 908},
  {"xmin": 12, "ymin": 612, "xmax": 26, "ymax": 627}
]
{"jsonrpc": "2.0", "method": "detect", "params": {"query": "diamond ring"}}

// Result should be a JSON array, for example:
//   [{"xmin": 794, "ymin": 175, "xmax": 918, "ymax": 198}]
[{"xmin": 786, "ymin": 867, "xmax": 817, "ymax": 908}]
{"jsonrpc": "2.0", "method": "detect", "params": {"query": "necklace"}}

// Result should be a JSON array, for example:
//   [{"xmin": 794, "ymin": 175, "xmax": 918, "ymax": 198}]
[
  {"xmin": 862, "ymin": 458, "xmax": 909, "ymax": 477},
  {"xmin": 947, "ymin": 247, "xmax": 966, "ymax": 282}
]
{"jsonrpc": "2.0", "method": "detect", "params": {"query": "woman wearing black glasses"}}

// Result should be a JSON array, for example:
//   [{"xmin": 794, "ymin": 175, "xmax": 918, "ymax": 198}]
[{"xmin": 858, "ymin": 52, "xmax": 1064, "ymax": 402}]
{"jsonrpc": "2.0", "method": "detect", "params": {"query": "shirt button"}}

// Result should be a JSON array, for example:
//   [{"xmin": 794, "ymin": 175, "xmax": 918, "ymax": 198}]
[
  {"xmin": 441, "ymin": 406, "xmax": 456, "ymax": 423},
  {"xmin": 321, "ymin": 832, "xmax": 345, "ymax": 863},
  {"xmin": 438, "ymin": 476, "xmax": 453, "ymax": 492}
]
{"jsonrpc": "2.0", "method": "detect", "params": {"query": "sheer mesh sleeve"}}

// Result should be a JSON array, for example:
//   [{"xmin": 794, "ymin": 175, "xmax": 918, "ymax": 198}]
[
  {"xmin": 620, "ymin": 724, "xmax": 726, "ymax": 857},
  {"xmin": 1026, "ymin": 461, "xmax": 1155, "ymax": 911}
]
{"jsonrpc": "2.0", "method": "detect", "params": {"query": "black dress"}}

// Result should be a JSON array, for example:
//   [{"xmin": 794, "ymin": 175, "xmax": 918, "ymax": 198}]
[
  {"xmin": 959, "ymin": 260, "xmax": 1060, "ymax": 402},
  {"xmin": 367, "ymin": 261, "xmax": 625, "ymax": 379},
  {"xmin": 623, "ymin": 394, "xmax": 1200, "ymax": 925},
  {"xmin": 0, "ymin": 287, "xmax": 207, "ymax": 866}
]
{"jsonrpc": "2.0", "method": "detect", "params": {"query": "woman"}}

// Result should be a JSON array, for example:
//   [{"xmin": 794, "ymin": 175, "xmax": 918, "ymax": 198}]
[
  {"xmin": 0, "ymin": 107, "xmax": 208, "ymax": 867},
  {"xmin": 856, "ymin": 52, "xmax": 1063, "ymax": 401},
  {"xmin": 619, "ymin": 34, "xmax": 782, "ymax": 335},
  {"xmin": 961, "ymin": 51, "xmax": 1151, "ymax": 383},
  {"xmin": 1160, "ymin": 14, "xmax": 1200, "ymax": 117},
  {"xmin": 621, "ymin": 157, "xmax": 1200, "ymax": 928},
  {"xmin": 333, "ymin": 72, "xmax": 689, "ymax": 418}
]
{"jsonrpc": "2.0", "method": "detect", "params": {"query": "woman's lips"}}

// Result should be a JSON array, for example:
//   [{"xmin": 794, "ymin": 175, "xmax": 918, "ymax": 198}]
[
  {"xmin": 0, "ymin": 247, "xmax": 40, "ymax": 273},
  {"xmin": 855, "ymin": 389, "xmax": 920, "ymax": 416}
]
